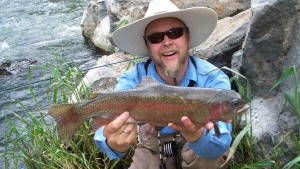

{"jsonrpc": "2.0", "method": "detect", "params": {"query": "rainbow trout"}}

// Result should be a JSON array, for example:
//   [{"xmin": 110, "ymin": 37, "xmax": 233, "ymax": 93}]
[{"xmin": 48, "ymin": 76, "xmax": 248, "ymax": 143}]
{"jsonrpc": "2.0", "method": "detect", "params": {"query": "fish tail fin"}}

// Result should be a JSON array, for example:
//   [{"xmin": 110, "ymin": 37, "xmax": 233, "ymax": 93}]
[{"xmin": 48, "ymin": 104, "xmax": 83, "ymax": 144}]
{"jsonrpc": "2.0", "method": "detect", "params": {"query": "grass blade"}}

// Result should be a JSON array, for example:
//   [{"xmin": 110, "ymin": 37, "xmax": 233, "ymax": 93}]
[
  {"xmin": 285, "ymin": 92, "xmax": 296, "ymax": 110},
  {"xmin": 270, "ymin": 66, "xmax": 294, "ymax": 91},
  {"xmin": 283, "ymin": 156, "xmax": 300, "ymax": 169},
  {"xmin": 230, "ymin": 76, "xmax": 245, "ymax": 95},
  {"xmin": 221, "ymin": 124, "xmax": 251, "ymax": 167},
  {"xmin": 222, "ymin": 66, "xmax": 247, "ymax": 80},
  {"xmin": 28, "ymin": 67, "xmax": 41, "ymax": 111}
]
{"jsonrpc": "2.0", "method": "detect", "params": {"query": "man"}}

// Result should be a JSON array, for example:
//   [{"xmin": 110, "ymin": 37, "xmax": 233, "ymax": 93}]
[{"xmin": 94, "ymin": 0, "xmax": 232, "ymax": 168}]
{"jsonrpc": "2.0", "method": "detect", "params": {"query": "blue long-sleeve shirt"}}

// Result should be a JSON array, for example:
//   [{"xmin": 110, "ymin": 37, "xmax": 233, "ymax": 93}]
[{"xmin": 94, "ymin": 56, "xmax": 232, "ymax": 160}]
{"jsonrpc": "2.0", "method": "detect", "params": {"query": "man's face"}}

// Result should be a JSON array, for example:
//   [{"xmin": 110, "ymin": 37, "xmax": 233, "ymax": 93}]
[{"xmin": 145, "ymin": 18, "xmax": 190, "ymax": 78}]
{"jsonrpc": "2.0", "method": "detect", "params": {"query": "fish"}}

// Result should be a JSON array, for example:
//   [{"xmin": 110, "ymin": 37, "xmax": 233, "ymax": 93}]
[{"xmin": 48, "ymin": 76, "xmax": 249, "ymax": 143}]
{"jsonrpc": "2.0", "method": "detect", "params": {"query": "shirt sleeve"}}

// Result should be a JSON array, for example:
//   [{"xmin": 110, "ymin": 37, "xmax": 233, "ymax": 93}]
[
  {"xmin": 94, "ymin": 127, "xmax": 128, "ymax": 160},
  {"xmin": 186, "ymin": 121, "xmax": 232, "ymax": 158}
]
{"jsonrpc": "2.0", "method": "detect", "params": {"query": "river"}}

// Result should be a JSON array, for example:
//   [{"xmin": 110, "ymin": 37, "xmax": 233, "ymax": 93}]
[{"xmin": 0, "ymin": 0, "xmax": 101, "ymax": 168}]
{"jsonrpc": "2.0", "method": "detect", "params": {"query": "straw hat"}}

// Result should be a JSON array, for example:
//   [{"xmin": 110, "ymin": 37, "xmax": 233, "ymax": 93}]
[{"xmin": 112, "ymin": 0, "xmax": 217, "ymax": 57}]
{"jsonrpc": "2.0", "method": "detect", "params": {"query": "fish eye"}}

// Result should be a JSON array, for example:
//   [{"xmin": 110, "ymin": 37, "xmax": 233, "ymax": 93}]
[{"xmin": 230, "ymin": 99, "xmax": 240, "ymax": 108}]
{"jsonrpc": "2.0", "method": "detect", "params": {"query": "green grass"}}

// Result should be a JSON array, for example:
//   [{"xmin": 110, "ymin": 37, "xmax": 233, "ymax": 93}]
[{"xmin": 3, "ymin": 54, "xmax": 300, "ymax": 168}]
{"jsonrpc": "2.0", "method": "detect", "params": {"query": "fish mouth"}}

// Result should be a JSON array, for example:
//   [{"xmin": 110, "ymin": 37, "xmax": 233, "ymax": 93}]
[{"xmin": 236, "ymin": 104, "xmax": 250, "ymax": 114}]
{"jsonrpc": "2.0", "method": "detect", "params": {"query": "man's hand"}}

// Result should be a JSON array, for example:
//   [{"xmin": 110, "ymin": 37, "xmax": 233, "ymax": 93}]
[
  {"xmin": 100, "ymin": 112, "xmax": 137, "ymax": 152},
  {"xmin": 168, "ymin": 116, "xmax": 232, "ymax": 142}
]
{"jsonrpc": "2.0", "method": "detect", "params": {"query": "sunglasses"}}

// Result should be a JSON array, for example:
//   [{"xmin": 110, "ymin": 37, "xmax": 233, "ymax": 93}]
[{"xmin": 144, "ymin": 27, "xmax": 186, "ymax": 44}]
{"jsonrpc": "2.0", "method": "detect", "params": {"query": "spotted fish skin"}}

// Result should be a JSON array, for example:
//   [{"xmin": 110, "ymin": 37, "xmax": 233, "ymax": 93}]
[{"xmin": 48, "ymin": 76, "xmax": 248, "ymax": 143}]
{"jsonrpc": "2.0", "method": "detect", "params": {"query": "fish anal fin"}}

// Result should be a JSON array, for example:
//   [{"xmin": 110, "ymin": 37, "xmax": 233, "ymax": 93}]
[{"xmin": 91, "ymin": 116, "xmax": 111, "ymax": 132}]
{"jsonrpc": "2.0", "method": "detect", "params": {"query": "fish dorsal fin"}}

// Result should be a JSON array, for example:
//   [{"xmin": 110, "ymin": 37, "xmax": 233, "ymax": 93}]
[{"xmin": 136, "ymin": 76, "xmax": 162, "ymax": 89}]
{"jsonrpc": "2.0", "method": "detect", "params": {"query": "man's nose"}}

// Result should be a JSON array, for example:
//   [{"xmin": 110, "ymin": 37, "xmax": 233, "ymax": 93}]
[{"xmin": 161, "ymin": 34, "xmax": 173, "ymax": 46}]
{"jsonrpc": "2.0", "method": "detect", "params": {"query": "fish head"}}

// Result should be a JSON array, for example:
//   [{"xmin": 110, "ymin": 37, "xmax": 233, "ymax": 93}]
[
  {"xmin": 231, "ymin": 96, "xmax": 249, "ymax": 115},
  {"xmin": 210, "ymin": 92, "xmax": 249, "ymax": 121}
]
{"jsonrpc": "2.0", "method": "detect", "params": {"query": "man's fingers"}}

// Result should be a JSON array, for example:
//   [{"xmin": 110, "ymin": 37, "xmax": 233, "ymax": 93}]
[
  {"xmin": 204, "ymin": 121, "xmax": 214, "ymax": 130},
  {"xmin": 168, "ymin": 122, "xmax": 184, "ymax": 131},
  {"xmin": 181, "ymin": 116, "xmax": 197, "ymax": 130},
  {"xmin": 126, "ymin": 125, "xmax": 137, "ymax": 143},
  {"xmin": 121, "ymin": 123, "xmax": 136, "ymax": 134},
  {"xmin": 168, "ymin": 116, "xmax": 198, "ymax": 132}
]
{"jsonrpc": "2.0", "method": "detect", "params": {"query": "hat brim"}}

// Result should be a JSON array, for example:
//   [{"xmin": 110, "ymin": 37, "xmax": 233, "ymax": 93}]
[{"xmin": 112, "ymin": 7, "xmax": 217, "ymax": 57}]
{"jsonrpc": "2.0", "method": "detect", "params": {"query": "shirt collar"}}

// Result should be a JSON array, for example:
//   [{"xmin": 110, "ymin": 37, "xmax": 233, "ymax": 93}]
[{"xmin": 146, "ymin": 56, "xmax": 197, "ymax": 87}]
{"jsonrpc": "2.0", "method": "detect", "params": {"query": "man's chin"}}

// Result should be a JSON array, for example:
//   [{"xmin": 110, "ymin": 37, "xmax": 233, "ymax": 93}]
[{"xmin": 164, "ymin": 67, "xmax": 179, "ymax": 79}]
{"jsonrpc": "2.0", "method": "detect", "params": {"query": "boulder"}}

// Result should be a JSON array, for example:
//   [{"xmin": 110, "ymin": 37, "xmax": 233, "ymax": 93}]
[
  {"xmin": 190, "ymin": 9, "xmax": 251, "ymax": 68},
  {"xmin": 241, "ymin": 0, "xmax": 300, "ymax": 163},
  {"xmin": 242, "ymin": 0, "xmax": 299, "ymax": 97},
  {"xmin": 172, "ymin": 0, "xmax": 250, "ymax": 19},
  {"xmin": 0, "ymin": 59, "xmax": 37, "ymax": 76},
  {"xmin": 72, "ymin": 52, "xmax": 143, "ymax": 100}
]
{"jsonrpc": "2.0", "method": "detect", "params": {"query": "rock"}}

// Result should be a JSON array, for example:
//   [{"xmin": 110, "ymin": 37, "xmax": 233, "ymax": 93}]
[
  {"xmin": 191, "ymin": 9, "xmax": 250, "ymax": 68},
  {"xmin": 231, "ymin": 49, "xmax": 243, "ymax": 72},
  {"xmin": 243, "ymin": 96, "xmax": 297, "ymax": 163},
  {"xmin": 71, "ymin": 52, "xmax": 145, "ymax": 102},
  {"xmin": 172, "ymin": 0, "xmax": 250, "ymax": 19},
  {"xmin": 240, "ymin": 0, "xmax": 300, "ymax": 163},
  {"xmin": 92, "ymin": 15, "xmax": 114, "ymax": 52},
  {"xmin": 242, "ymin": 0, "xmax": 299, "ymax": 97},
  {"xmin": 0, "ymin": 59, "xmax": 37, "ymax": 75},
  {"xmin": 81, "ymin": 0, "xmax": 107, "ymax": 39}
]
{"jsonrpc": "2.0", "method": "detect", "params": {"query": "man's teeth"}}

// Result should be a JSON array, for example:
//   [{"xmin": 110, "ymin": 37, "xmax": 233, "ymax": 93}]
[{"xmin": 162, "ymin": 51, "xmax": 176, "ymax": 56}]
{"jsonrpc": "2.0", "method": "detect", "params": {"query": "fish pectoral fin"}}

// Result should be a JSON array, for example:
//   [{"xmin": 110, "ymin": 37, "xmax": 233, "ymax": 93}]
[
  {"xmin": 213, "ymin": 121, "xmax": 221, "ymax": 138},
  {"xmin": 204, "ymin": 121, "xmax": 221, "ymax": 138},
  {"xmin": 205, "ymin": 128, "xmax": 210, "ymax": 136}
]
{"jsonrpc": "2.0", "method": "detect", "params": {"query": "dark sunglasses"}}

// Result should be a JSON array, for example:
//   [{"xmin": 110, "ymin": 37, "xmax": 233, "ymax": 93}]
[{"xmin": 144, "ymin": 27, "xmax": 186, "ymax": 44}]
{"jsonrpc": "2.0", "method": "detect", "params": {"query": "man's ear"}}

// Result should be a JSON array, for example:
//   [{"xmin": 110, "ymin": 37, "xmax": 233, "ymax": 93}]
[
  {"xmin": 187, "ymin": 32, "xmax": 191, "ymax": 47},
  {"xmin": 144, "ymin": 39, "xmax": 150, "ymax": 50}
]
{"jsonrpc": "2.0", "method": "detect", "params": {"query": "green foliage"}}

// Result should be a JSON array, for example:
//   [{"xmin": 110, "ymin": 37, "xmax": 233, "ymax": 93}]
[
  {"xmin": 4, "ymin": 54, "xmax": 135, "ymax": 169},
  {"xmin": 270, "ymin": 65, "xmax": 300, "ymax": 168}
]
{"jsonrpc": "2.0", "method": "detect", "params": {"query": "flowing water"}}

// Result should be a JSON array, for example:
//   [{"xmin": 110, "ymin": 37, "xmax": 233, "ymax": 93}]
[{"xmin": 0, "ymin": 0, "xmax": 101, "ymax": 167}]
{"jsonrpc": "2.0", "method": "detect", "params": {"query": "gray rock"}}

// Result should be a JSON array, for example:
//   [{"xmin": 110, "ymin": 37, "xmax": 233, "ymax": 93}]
[
  {"xmin": 172, "ymin": 0, "xmax": 250, "ymax": 19},
  {"xmin": 240, "ymin": 0, "xmax": 300, "ymax": 164},
  {"xmin": 190, "ymin": 9, "xmax": 251, "ymax": 68},
  {"xmin": 242, "ymin": 0, "xmax": 299, "ymax": 97},
  {"xmin": 71, "ymin": 52, "xmax": 146, "ymax": 102},
  {"xmin": 0, "ymin": 59, "xmax": 37, "ymax": 75},
  {"xmin": 231, "ymin": 49, "xmax": 243, "ymax": 72},
  {"xmin": 81, "ymin": 0, "xmax": 107, "ymax": 39}
]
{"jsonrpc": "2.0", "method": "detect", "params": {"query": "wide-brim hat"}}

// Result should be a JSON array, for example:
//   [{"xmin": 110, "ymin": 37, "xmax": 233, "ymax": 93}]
[{"xmin": 112, "ymin": 0, "xmax": 217, "ymax": 57}]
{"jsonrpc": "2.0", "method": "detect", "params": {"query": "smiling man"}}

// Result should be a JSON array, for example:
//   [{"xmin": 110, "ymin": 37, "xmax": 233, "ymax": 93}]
[
  {"xmin": 144, "ymin": 18, "xmax": 190, "ymax": 85},
  {"xmin": 93, "ymin": 0, "xmax": 232, "ymax": 168}
]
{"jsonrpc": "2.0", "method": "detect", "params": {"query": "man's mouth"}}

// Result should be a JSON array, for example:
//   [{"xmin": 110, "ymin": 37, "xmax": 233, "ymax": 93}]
[{"xmin": 162, "ymin": 51, "xmax": 176, "ymax": 57}]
